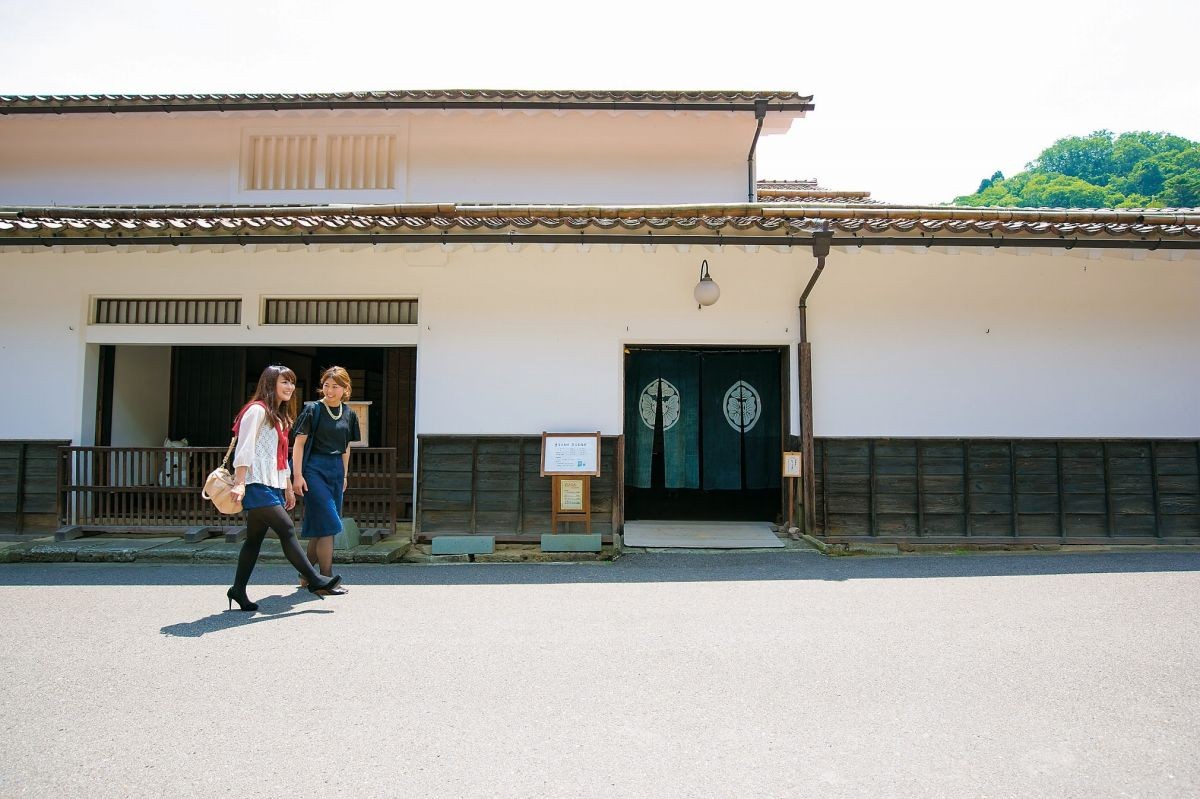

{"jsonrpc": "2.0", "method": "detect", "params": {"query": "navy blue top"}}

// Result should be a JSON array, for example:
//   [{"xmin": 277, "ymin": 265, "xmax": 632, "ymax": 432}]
[{"xmin": 295, "ymin": 401, "xmax": 360, "ymax": 455}]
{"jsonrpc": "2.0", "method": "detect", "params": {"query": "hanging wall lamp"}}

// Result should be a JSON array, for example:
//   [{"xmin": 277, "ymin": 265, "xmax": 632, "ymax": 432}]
[{"xmin": 694, "ymin": 259, "xmax": 720, "ymax": 309}]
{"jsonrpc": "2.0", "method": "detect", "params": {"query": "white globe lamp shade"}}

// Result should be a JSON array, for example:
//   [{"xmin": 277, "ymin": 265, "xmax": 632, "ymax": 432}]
[
  {"xmin": 694, "ymin": 276, "xmax": 720, "ymax": 307},
  {"xmin": 694, "ymin": 260, "xmax": 720, "ymax": 308}
]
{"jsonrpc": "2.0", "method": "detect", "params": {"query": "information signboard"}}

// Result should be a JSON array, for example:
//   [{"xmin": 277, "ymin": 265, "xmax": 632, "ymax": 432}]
[{"xmin": 540, "ymin": 432, "xmax": 601, "ymax": 477}]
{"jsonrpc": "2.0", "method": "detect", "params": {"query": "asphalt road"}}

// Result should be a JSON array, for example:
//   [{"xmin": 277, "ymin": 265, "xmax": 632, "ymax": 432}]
[{"xmin": 2, "ymin": 550, "xmax": 1198, "ymax": 798}]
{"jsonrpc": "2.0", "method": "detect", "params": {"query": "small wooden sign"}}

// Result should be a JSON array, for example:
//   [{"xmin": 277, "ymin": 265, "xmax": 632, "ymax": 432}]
[
  {"xmin": 783, "ymin": 451, "xmax": 803, "ymax": 478},
  {"xmin": 558, "ymin": 478, "xmax": 586, "ymax": 511},
  {"xmin": 540, "ymin": 432, "xmax": 601, "ymax": 476},
  {"xmin": 550, "ymin": 475, "xmax": 592, "ymax": 534}
]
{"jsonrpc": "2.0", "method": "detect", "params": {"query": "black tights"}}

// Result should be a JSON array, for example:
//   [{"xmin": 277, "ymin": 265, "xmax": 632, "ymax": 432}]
[{"xmin": 233, "ymin": 504, "xmax": 326, "ymax": 591}]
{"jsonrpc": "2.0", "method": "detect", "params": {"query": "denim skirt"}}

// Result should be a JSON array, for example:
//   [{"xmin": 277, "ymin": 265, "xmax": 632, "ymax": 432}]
[
  {"xmin": 242, "ymin": 483, "xmax": 285, "ymax": 510},
  {"xmin": 301, "ymin": 453, "xmax": 345, "ymax": 538}
]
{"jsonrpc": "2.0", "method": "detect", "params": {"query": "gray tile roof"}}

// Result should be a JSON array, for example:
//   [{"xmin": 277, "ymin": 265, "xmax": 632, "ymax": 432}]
[
  {"xmin": 2, "ymin": 203, "xmax": 1197, "ymax": 247},
  {"xmin": 0, "ymin": 89, "xmax": 814, "ymax": 115}
]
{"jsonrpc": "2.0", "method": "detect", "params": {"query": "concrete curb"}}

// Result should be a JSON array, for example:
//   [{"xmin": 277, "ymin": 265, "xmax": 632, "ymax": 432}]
[
  {"xmin": 402, "ymin": 543, "xmax": 616, "ymax": 564},
  {"xmin": 4, "ymin": 534, "xmax": 1195, "ymax": 563},
  {"xmin": 0, "ymin": 536, "xmax": 616, "ymax": 565},
  {"xmin": 807, "ymin": 538, "xmax": 1200, "ymax": 557}
]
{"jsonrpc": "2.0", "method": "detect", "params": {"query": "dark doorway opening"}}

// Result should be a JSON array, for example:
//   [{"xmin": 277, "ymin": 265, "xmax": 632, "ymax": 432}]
[
  {"xmin": 166, "ymin": 346, "xmax": 415, "ymax": 470},
  {"xmin": 623, "ymin": 346, "xmax": 786, "ymax": 522}
]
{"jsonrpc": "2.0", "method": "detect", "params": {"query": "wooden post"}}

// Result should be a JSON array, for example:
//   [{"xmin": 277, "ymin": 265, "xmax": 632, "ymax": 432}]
[
  {"xmin": 1149, "ymin": 439, "xmax": 1162, "ymax": 538},
  {"xmin": 799, "ymin": 341, "xmax": 816, "ymax": 536},
  {"xmin": 787, "ymin": 478, "xmax": 795, "ymax": 531}
]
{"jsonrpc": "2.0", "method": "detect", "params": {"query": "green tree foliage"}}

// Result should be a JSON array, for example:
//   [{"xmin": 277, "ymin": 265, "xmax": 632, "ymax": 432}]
[{"xmin": 953, "ymin": 131, "xmax": 1200, "ymax": 208}]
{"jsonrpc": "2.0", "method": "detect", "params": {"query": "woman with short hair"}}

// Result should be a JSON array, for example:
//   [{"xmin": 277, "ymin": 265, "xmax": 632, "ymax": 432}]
[{"xmin": 292, "ymin": 366, "xmax": 359, "ymax": 594}]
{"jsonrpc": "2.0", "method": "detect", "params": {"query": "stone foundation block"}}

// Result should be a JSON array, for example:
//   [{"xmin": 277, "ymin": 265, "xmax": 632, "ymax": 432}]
[
  {"xmin": 540, "ymin": 534, "xmax": 602, "ymax": 553},
  {"xmin": 431, "ymin": 536, "xmax": 495, "ymax": 555}
]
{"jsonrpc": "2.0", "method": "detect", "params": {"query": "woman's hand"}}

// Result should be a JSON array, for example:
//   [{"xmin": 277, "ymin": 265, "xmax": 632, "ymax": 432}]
[
  {"xmin": 284, "ymin": 488, "xmax": 297, "ymax": 511},
  {"xmin": 343, "ymin": 477, "xmax": 348, "ymax": 491},
  {"xmin": 293, "ymin": 475, "xmax": 308, "ymax": 496},
  {"xmin": 231, "ymin": 483, "xmax": 246, "ymax": 503}
]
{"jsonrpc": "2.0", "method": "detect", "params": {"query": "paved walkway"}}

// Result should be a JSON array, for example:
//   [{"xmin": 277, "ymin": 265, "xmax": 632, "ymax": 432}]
[{"xmin": 2, "ymin": 551, "xmax": 1198, "ymax": 798}]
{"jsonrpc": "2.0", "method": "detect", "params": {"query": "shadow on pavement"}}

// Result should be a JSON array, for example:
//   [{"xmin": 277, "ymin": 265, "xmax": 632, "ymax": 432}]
[
  {"xmin": 4, "ymin": 549, "xmax": 1200, "ymax": 588},
  {"xmin": 160, "ymin": 588, "xmax": 334, "ymax": 637}
]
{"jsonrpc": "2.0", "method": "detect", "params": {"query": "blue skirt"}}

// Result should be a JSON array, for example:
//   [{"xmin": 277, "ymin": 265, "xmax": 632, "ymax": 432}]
[
  {"xmin": 301, "ymin": 453, "xmax": 345, "ymax": 538},
  {"xmin": 242, "ymin": 483, "xmax": 285, "ymax": 510}
]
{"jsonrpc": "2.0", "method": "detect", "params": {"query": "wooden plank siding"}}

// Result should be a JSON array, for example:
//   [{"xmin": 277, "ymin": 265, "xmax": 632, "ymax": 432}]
[
  {"xmin": 0, "ymin": 440, "xmax": 69, "ymax": 533},
  {"xmin": 813, "ymin": 438, "xmax": 1200, "ymax": 543},
  {"xmin": 416, "ymin": 435, "xmax": 622, "ymax": 541}
]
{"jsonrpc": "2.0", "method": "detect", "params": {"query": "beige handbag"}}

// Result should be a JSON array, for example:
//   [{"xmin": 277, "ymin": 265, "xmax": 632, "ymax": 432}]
[{"xmin": 202, "ymin": 436, "xmax": 242, "ymax": 515}]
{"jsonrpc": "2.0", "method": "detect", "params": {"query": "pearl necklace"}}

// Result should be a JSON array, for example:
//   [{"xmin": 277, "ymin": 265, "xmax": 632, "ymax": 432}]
[{"xmin": 322, "ymin": 400, "xmax": 343, "ymax": 421}]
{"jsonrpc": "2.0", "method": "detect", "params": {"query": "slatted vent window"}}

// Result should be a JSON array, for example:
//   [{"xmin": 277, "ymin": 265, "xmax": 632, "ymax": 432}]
[
  {"xmin": 94, "ymin": 298, "xmax": 242, "ymax": 325},
  {"xmin": 324, "ymin": 134, "xmax": 398, "ymax": 189},
  {"xmin": 262, "ymin": 298, "xmax": 417, "ymax": 325},
  {"xmin": 246, "ymin": 135, "xmax": 319, "ymax": 190}
]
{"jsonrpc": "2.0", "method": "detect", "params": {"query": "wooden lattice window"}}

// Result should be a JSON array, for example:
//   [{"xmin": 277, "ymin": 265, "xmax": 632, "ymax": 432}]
[
  {"xmin": 324, "ymin": 134, "xmax": 398, "ymax": 190},
  {"xmin": 245, "ymin": 135, "xmax": 319, "ymax": 190},
  {"xmin": 261, "ymin": 298, "xmax": 417, "ymax": 325},
  {"xmin": 93, "ymin": 298, "xmax": 242, "ymax": 325}
]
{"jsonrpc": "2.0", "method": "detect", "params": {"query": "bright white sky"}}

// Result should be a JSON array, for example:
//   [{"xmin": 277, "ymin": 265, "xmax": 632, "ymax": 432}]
[{"xmin": 1, "ymin": 0, "xmax": 1196, "ymax": 205}]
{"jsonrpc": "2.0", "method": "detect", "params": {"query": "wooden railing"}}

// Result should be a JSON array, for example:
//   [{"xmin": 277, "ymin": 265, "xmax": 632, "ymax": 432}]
[{"xmin": 57, "ymin": 445, "xmax": 410, "ymax": 532}]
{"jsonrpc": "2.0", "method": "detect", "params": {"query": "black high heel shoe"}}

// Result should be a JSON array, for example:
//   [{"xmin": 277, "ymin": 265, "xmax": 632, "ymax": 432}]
[
  {"xmin": 226, "ymin": 587, "xmax": 259, "ymax": 612},
  {"xmin": 305, "ymin": 574, "xmax": 343, "ymax": 599}
]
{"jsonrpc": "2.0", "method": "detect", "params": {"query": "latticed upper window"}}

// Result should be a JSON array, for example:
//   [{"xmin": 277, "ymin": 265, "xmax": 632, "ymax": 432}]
[
  {"xmin": 243, "ymin": 133, "xmax": 397, "ymax": 191},
  {"xmin": 261, "ymin": 298, "xmax": 417, "ymax": 325},
  {"xmin": 93, "ymin": 298, "xmax": 242, "ymax": 325}
]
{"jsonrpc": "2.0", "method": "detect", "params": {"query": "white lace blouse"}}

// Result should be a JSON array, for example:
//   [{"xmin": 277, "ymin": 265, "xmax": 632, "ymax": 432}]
[{"xmin": 232, "ymin": 404, "xmax": 291, "ymax": 488}]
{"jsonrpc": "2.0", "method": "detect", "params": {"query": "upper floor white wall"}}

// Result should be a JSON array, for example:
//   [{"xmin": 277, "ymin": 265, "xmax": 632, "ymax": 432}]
[
  {"xmin": 0, "ymin": 109, "xmax": 770, "ymax": 206},
  {"xmin": 1, "ymin": 244, "xmax": 1196, "ymax": 444}
]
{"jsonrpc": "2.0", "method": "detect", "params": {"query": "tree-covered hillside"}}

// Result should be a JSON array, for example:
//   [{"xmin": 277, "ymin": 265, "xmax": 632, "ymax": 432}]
[{"xmin": 953, "ymin": 131, "xmax": 1200, "ymax": 208}]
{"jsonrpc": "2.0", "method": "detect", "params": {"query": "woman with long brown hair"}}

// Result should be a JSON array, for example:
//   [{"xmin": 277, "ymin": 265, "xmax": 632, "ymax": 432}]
[{"xmin": 226, "ymin": 364, "xmax": 342, "ymax": 611}]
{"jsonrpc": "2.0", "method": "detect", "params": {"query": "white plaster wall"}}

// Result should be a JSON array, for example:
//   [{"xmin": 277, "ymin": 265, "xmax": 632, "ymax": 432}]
[
  {"xmin": 0, "ymin": 260, "xmax": 90, "ymax": 441},
  {"xmin": 414, "ymin": 246, "xmax": 802, "ymax": 434},
  {"xmin": 0, "ymin": 115, "xmax": 241, "ymax": 205},
  {"xmin": 0, "ymin": 246, "xmax": 1196, "ymax": 445},
  {"xmin": 109, "ymin": 346, "xmax": 172, "ymax": 446},
  {"xmin": 808, "ymin": 248, "xmax": 1200, "ymax": 437},
  {"xmin": 0, "ymin": 110, "xmax": 758, "ymax": 206},
  {"xmin": 406, "ymin": 112, "xmax": 750, "ymax": 204},
  {"xmin": 0, "ymin": 245, "xmax": 426, "ymax": 443}
]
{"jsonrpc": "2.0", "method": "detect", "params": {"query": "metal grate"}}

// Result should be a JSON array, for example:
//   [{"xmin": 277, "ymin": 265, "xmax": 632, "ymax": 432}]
[
  {"xmin": 262, "ymin": 298, "xmax": 417, "ymax": 325},
  {"xmin": 93, "ymin": 298, "xmax": 242, "ymax": 325},
  {"xmin": 324, "ymin": 134, "xmax": 398, "ymax": 190},
  {"xmin": 245, "ymin": 134, "xmax": 319, "ymax": 190}
]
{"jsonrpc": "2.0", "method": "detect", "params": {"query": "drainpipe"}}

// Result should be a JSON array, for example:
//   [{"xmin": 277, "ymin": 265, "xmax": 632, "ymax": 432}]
[
  {"xmin": 797, "ymin": 225, "xmax": 834, "ymax": 536},
  {"xmin": 746, "ymin": 100, "xmax": 767, "ymax": 202}
]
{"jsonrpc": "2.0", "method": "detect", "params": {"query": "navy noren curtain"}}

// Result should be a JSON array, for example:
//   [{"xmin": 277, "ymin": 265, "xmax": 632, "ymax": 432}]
[
  {"xmin": 624, "ymin": 351, "xmax": 700, "ymax": 489},
  {"xmin": 700, "ymin": 351, "xmax": 781, "ymax": 490}
]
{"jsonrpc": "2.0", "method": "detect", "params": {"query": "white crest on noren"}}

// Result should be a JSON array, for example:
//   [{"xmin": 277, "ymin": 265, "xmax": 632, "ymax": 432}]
[
  {"xmin": 723, "ymin": 381, "xmax": 761, "ymax": 432},
  {"xmin": 639, "ymin": 379, "xmax": 681, "ymax": 431}
]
